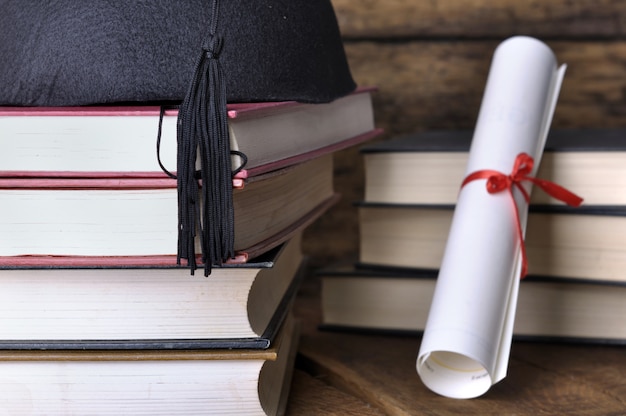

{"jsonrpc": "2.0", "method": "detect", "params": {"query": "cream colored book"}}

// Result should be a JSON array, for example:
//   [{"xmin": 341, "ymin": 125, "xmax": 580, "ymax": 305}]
[
  {"xmin": 362, "ymin": 128, "xmax": 626, "ymax": 206},
  {"xmin": 0, "ymin": 314, "xmax": 300, "ymax": 416},
  {"xmin": 359, "ymin": 204, "xmax": 626, "ymax": 283},
  {"xmin": 320, "ymin": 266, "xmax": 626, "ymax": 344},
  {"xmin": 0, "ymin": 234, "xmax": 303, "ymax": 344},
  {"xmin": 0, "ymin": 88, "xmax": 377, "ymax": 177},
  {"xmin": 0, "ymin": 154, "xmax": 335, "ymax": 260}
]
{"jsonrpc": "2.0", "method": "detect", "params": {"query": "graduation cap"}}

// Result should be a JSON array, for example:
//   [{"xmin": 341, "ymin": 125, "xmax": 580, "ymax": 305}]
[{"xmin": 0, "ymin": 0, "xmax": 356, "ymax": 275}]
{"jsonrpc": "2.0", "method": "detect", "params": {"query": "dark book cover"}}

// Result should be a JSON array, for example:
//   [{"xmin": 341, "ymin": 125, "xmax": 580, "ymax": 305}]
[{"xmin": 360, "ymin": 128, "xmax": 626, "ymax": 154}]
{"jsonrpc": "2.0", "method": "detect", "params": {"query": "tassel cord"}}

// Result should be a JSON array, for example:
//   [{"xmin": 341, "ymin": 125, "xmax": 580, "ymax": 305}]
[{"xmin": 175, "ymin": 0, "xmax": 234, "ymax": 276}]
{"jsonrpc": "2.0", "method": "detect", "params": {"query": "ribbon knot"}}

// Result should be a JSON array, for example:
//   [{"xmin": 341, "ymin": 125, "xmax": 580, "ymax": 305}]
[
  {"xmin": 485, "ymin": 174, "xmax": 512, "ymax": 194},
  {"xmin": 461, "ymin": 152, "xmax": 583, "ymax": 278}
]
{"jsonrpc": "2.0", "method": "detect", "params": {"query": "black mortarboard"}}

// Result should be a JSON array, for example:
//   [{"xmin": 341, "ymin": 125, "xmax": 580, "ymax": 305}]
[{"xmin": 0, "ymin": 0, "xmax": 356, "ymax": 275}]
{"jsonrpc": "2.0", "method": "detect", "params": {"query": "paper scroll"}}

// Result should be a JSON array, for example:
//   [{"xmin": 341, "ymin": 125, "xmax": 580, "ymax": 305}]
[{"xmin": 416, "ymin": 36, "xmax": 567, "ymax": 399}]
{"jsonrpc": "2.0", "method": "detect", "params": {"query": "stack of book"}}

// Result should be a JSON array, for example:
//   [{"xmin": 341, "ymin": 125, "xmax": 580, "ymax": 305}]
[
  {"xmin": 0, "ymin": 88, "xmax": 381, "ymax": 415},
  {"xmin": 320, "ymin": 129, "xmax": 626, "ymax": 344}
]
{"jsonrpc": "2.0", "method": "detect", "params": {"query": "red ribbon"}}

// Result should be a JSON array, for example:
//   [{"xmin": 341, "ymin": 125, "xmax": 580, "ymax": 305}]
[{"xmin": 461, "ymin": 152, "xmax": 583, "ymax": 278}]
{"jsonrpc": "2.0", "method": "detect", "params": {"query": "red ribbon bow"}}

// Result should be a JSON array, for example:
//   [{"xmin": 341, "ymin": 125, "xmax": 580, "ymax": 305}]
[{"xmin": 461, "ymin": 152, "xmax": 583, "ymax": 278}]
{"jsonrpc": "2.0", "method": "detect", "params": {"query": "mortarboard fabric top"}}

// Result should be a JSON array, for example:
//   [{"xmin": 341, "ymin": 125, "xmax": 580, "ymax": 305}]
[
  {"xmin": 0, "ymin": 0, "xmax": 356, "ymax": 275},
  {"xmin": 0, "ymin": 0, "xmax": 355, "ymax": 106}
]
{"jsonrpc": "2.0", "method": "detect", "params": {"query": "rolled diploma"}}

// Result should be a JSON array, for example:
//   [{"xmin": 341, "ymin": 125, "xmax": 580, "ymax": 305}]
[{"xmin": 416, "ymin": 36, "xmax": 566, "ymax": 399}]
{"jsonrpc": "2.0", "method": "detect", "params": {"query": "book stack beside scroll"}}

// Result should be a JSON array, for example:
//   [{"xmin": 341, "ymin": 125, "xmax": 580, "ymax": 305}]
[
  {"xmin": 0, "ymin": 89, "xmax": 382, "ymax": 415},
  {"xmin": 320, "ymin": 129, "xmax": 626, "ymax": 344}
]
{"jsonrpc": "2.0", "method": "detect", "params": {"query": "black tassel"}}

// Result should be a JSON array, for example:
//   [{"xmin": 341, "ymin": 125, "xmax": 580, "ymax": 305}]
[{"xmin": 176, "ymin": 0, "xmax": 233, "ymax": 276}]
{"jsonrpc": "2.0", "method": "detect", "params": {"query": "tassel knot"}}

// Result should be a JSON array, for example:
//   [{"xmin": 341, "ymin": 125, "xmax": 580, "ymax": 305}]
[{"xmin": 202, "ymin": 34, "xmax": 223, "ymax": 59}]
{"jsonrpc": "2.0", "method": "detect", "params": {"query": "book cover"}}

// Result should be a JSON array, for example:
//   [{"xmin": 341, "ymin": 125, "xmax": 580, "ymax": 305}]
[{"xmin": 360, "ymin": 128, "xmax": 626, "ymax": 153}]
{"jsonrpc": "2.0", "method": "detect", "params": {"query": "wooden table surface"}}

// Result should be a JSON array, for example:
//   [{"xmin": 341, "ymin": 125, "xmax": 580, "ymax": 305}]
[{"xmin": 285, "ymin": 273, "xmax": 626, "ymax": 415}]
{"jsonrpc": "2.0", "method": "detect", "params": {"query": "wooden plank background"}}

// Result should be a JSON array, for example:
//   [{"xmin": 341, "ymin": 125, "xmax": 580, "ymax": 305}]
[{"xmin": 303, "ymin": 0, "xmax": 626, "ymax": 266}]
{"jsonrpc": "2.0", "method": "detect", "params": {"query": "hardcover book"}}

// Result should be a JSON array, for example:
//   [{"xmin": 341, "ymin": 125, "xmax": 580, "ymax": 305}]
[
  {"xmin": 361, "ymin": 128, "xmax": 626, "ymax": 206},
  {"xmin": 0, "ymin": 154, "xmax": 336, "ymax": 262},
  {"xmin": 0, "ymin": 235, "xmax": 303, "ymax": 347},
  {"xmin": 358, "ymin": 203, "xmax": 626, "ymax": 283},
  {"xmin": 0, "ymin": 88, "xmax": 378, "ymax": 178},
  {"xmin": 0, "ymin": 314, "xmax": 300, "ymax": 416},
  {"xmin": 320, "ymin": 265, "xmax": 626, "ymax": 344}
]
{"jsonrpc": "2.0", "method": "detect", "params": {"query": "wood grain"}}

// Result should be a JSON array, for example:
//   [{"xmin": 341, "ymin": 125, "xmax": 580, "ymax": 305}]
[
  {"xmin": 285, "ymin": 370, "xmax": 386, "ymax": 416},
  {"xmin": 345, "ymin": 41, "xmax": 626, "ymax": 136},
  {"xmin": 331, "ymin": 0, "xmax": 626, "ymax": 39}
]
